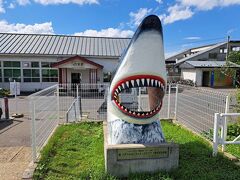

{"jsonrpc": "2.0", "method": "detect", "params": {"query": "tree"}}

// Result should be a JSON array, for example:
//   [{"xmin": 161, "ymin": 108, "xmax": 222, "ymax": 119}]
[
  {"xmin": 219, "ymin": 51, "xmax": 240, "ymax": 87},
  {"xmin": 227, "ymin": 51, "xmax": 240, "ymax": 65},
  {"xmin": 226, "ymin": 51, "xmax": 240, "ymax": 113}
]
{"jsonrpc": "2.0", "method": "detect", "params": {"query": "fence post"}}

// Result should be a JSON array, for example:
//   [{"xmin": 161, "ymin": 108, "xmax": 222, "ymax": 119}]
[
  {"xmin": 76, "ymin": 85, "xmax": 80, "ymax": 120},
  {"xmin": 174, "ymin": 84, "xmax": 178, "ymax": 120},
  {"xmin": 167, "ymin": 84, "xmax": 171, "ymax": 119},
  {"xmin": 138, "ymin": 87, "xmax": 141, "ymax": 111},
  {"xmin": 221, "ymin": 95, "xmax": 230, "ymax": 152},
  {"xmin": 213, "ymin": 113, "xmax": 220, "ymax": 157},
  {"xmin": 57, "ymin": 84, "xmax": 60, "ymax": 124},
  {"xmin": 30, "ymin": 98, "xmax": 37, "ymax": 162},
  {"xmin": 74, "ymin": 103, "xmax": 77, "ymax": 122}
]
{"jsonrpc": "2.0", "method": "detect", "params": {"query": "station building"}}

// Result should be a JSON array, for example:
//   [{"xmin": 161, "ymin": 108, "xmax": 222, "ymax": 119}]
[{"xmin": 0, "ymin": 33, "xmax": 130, "ymax": 92}]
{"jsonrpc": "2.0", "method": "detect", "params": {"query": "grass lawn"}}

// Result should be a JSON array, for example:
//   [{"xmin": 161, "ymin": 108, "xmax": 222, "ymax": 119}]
[{"xmin": 34, "ymin": 121, "xmax": 240, "ymax": 180}]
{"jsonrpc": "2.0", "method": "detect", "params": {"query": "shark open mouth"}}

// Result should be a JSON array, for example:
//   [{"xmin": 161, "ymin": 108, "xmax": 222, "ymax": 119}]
[{"xmin": 111, "ymin": 75, "xmax": 165, "ymax": 119}]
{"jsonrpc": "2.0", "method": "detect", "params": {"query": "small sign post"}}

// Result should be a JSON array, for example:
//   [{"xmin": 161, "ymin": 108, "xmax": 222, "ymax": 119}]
[
  {"xmin": 10, "ymin": 80, "xmax": 24, "ymax": 118},
  {"xmin": 4, "ymin": 97, "xmax": 9, "ymax": 119}
]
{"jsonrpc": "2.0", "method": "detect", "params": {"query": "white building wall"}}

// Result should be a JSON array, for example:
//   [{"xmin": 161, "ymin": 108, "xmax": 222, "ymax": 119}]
[
  {"xmin": 0, "ymin": 55, "xmax": 118, "ymax": 92},
  {"xmin": 195, "ymin": 69, "xmax": 203, "ymax": 86},
  {"xmin": 181, "ymin": 69, "xmax": 197, "ymax": 82},
  {"xmin": 88, "ymin": 57, "xmax": 119, "ymax": 73}
]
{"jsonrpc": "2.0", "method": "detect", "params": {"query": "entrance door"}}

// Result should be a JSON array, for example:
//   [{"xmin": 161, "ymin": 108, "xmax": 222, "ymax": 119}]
[
  {"xmin": 202, "ymin": 71, "xmax": 210, "ymax": 87},
  {"xmin": 71, "ymin": 73, "xmax": 81, "ymax": 84}
]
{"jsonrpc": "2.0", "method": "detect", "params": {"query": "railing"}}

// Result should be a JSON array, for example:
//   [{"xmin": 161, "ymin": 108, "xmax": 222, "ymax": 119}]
[
  {"xmin": 59, "ymin": 83, "xmax": 109, "ymax": 122},
  {"xmin": 213, "ymin": 113, "xmax": 240, "ymax": 156},
  {"xmin": 66, "ymin": 97, "xmax": 81, "ymax": 123},
  {"xmin": 28, "ymin": 84, "xmax": 59, "ymax": 162},
  {"xmin": 175, "ymin": 84, "xmax": 230, "ymax": 138},
  {"xmin": 112, "ymin": 84, "xmax": 177, "ymax": 120},
  {"xmin": 29, "ymin": 82, "xmax": 237, "ymax": 161}
]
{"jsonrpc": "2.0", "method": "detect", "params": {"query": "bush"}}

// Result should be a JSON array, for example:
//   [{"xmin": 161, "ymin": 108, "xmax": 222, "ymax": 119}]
[
  {"xmin": 177, "ymin": 79, "xmax": 196, "ymax": 86},
  {"xmin": 202, "ymin": 123, "xmax": 240, "ymax": 141},
  {"xmin": 0, "ymin": 88, "xmax": 10, "ymax": 97},
  {"xmin": 227, "ymin": 123, "xmax": 240, "ymax": 140}
]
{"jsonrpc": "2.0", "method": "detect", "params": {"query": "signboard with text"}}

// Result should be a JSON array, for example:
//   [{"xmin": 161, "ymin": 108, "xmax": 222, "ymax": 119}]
[{"xmin": 10, "ymin": 82, "xmax": 20, "ymax": 95}]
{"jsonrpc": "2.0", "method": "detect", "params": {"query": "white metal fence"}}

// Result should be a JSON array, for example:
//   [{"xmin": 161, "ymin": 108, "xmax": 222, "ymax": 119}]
[
  {"xmin": 213, "ymin": 112, "xmax": 240, "ymax": 156},
  {"xmin": 28, "ymin": 85, "xmax": 59, "ymax": 161},
  {"xmin": 66, "ymin": 97, "xmax": 81, "ymax": 123},
  {"xmin": 59, "ymin": 83, "xmax": 109, "ymax": 122},
  {"xmin": 175, "ymin": 85, "xmax": 231, "ymax": 138},
  {"xmin": 29, "ymin": 83, "xmax": 237, "ymax": 161}
]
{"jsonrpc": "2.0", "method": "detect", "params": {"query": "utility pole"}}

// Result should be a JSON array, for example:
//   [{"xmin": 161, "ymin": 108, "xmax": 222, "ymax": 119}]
[{"xmin": 226, "ymin": 35, "xmax": 230, "ymax": 61}]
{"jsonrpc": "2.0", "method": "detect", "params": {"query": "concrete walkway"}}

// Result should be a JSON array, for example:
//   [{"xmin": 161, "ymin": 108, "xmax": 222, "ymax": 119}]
[
  {"xmin": 0, "ymin": 146, "xmax": 31, "ymax": 180},
  {"xmin": 0, "ymin": 97, "xmax": 32, "ymax": 179}
]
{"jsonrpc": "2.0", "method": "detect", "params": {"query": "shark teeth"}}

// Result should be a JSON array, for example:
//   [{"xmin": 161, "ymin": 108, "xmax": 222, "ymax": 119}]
[
  {"xmin": 113, "ymin": 78, "xmax": 165, "ymax": 95},
  {"xmin": 112, "ymin": 76, "xmax": 164, "ymax": 118}
]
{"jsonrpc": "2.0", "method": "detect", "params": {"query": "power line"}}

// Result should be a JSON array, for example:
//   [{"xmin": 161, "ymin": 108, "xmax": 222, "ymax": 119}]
[{"xmin": 165, "ymin": 36, "xmax": 226, "ymax": 47}]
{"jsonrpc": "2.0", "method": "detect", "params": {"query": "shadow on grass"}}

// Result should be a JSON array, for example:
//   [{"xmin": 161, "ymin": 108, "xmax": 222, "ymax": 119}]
[{"xmin": 171, "ymin": 141, "xmax": 239, "ymax": 180}]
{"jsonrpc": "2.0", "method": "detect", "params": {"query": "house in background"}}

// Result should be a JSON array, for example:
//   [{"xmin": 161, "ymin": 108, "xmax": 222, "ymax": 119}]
[
  {"xmin": 0, "ymin": 33, "xmax": 130, "ymax": 92},
  {"xmin": 166, "ymin": 41, "xmax": 240, "ymax": 87}
]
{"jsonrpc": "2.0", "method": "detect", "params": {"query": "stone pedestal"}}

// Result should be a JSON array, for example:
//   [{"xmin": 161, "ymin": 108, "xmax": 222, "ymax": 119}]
[{"xmin": 103, "ymin": 122, "xmax": 179, "ymax": 177}]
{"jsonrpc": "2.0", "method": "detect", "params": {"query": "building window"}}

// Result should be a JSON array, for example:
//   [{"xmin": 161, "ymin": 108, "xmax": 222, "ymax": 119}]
[
  {"xmin": 231, "ymin": 46, "xmax": 240, "ymax": 52},
  {"xmin": 103, "ymin": 72, "xmax": 112, "ymax": 82},
  {"xmin": 0, "ymin": 69, "xmax": 2, "ymax": 82},
  {"xmin": 0, "ymin": 62, "xmax": 2, "ymax": 82},
  {"xmin": 209, "ymin": 53, "xmax": 217, "ymax": 59},
  {"xmin": 41, "ymin": 62, "xmax": 58, "ymax": 82},
  {"xmin": 42, "ymin": 69, "xmax": 58, "ymax": 82},
  {"xmin": 23, "ymin": 69, "xmax": 40, "ymax": 82},
  {"xmin": 4, "ymin": 61, "xmax": 20, "ymax": 67},
  {"xmin": 41, "ymin": 62, "xmax": 54, "ymax": 68},
  {"xmin": 22, "ymin": 61, "xmax": 39, "ymax": 68},
  {"xmin": 22, "ymin": 62, "xmax": 40, "ymax": 82},
  {"xmin": 220, "ymin": 48, "xmax": 227, "ymax": 54},
  {"xmin": 3, "ymin": 61, "xmax": 21, "ymax": 82}
]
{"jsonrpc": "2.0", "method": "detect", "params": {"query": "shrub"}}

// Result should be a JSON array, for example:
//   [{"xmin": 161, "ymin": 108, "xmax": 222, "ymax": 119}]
[
  {"xmin": 227, "ymin": 123, "xmax": 240, "ymax": 140},
  {"xmin": 0, "ymin": 88, "xmax": 10, "ymax": 97},
  {"xmin": 202, "ymin": 123, "xmax": 240, "ymax": 141}
]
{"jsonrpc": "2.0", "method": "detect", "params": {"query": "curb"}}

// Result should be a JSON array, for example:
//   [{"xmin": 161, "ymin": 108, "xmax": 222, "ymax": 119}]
[{"xmin": 22, "ymin": 161, "xmax": 37, "ymax": 180}]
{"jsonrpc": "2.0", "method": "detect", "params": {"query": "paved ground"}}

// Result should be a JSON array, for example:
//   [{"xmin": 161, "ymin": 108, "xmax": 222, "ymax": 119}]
[
  {"xmin": 0, "ymin": 146, "xmax": 31, "ymax": 180},
  {"xmin": 0, "ymin": 97, "xmax": 31, "ymax": 147},
  {"xmin": 0, "ymin": 96, "xmax": 31, "ymax": 180}
]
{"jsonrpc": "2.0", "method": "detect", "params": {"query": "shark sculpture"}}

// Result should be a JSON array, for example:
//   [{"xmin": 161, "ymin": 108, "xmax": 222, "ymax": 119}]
[{"xmin": 107, "ymin": 15, "xmax": 167, "ymax": 145}]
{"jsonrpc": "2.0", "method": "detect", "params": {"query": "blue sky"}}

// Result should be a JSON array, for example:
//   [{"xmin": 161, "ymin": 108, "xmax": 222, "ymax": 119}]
[{"xmin": 0, "ymin": 0, "xmax": 240, "ymax": 56}]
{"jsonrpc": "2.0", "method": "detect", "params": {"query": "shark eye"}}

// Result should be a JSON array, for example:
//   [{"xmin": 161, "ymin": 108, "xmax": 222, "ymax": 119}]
[{"xmin": 112, "ymin": 75, "xmax": 165, "ymax": 119}]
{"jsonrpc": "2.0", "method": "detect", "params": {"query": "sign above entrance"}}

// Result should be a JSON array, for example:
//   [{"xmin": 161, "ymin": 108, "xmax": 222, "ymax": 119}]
[{"xmin": 72, "ymin": 62, "xmax": 84, "ymax": 67}]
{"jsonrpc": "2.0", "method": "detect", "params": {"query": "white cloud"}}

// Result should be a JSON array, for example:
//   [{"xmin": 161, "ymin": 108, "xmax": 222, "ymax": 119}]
[
  {"xmin": 181, "ymin": 43, "xmax": 194, "ymax": 48},
  {"xmin": 179, "ymin": 0, "xmax": 240, "ymax": 10},
  {"xmin": 129, "ymin": 8, "xmax": 152, "ymax": 26},
  {"xmin": 74, "ymin": 28, "xmax": 134, "ymax": 38},
  {"xmin": 0, "ymin": 20, "xmax": 54, "ymax": 34},
  {"xmin": 160, "ymin": 4, "xmax": 194, "ymax": 24},
  {"xmin": 34, "ymin": 0, "xmax": 99, "ymax": 5},
  {"xmin": 8, "ymin": 3, "xmax": 16, "ymax": 9},
  {"xmin": 159, "ymin": 0, "xmax": 240, "ymax": 25},
  {"xmin": 0, "ymin": 0, "xmax": 5, "ymax": 13},
  {"xmin": 184, "ymin": 36, "xmax": 201, "ymax": 40},
  {"xmin": 17, "ymin": 0, "xmax": 30, "ymax": 6},
  {"xmin": 155, "ymin": 0, "xmax": 163, "ymax": 4},
  {"xmin": 165, "ymin": 50, "xmax": 182, "ymax": 58},
  {"xmin": 227, "ymin": 28, "xmax": 237, "ymax": 35}
]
